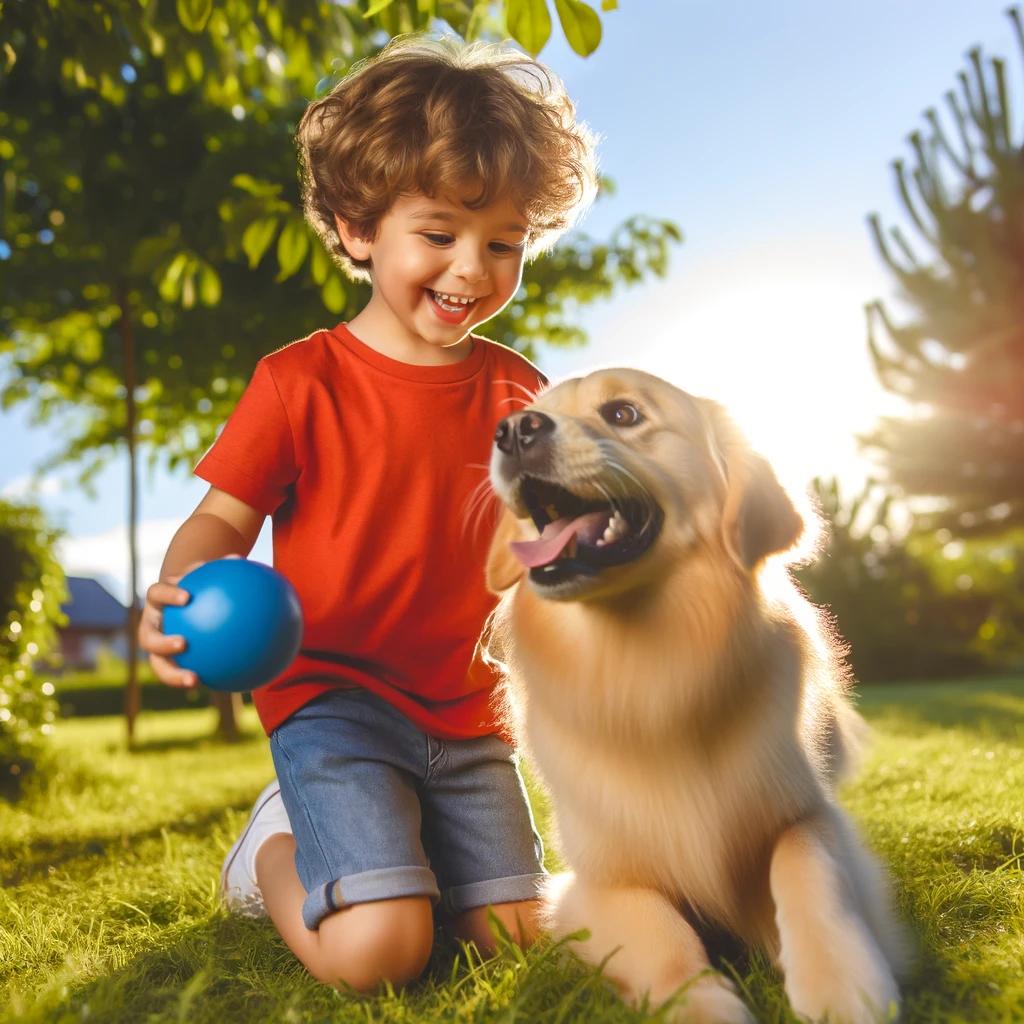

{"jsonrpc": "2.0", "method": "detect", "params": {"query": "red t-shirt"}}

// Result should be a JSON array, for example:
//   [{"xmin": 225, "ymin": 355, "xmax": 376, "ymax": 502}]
[{"xmin": 194, "ymin": 323, "xmax": 546, "ymax": 739}]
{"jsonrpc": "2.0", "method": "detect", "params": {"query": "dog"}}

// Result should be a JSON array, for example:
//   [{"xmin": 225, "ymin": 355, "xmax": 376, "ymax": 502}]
[{"xmin": 484, "ymin": 368, "xmax": 907, "ymax": 1024}]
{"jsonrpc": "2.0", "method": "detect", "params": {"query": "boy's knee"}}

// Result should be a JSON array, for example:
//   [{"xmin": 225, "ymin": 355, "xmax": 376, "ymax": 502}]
[
  {"xmin": 452, "ymin": 899, "xmax": 543, "ymax": 955},
  {"xmin": 314, "ymin": 895, "xmax": 434, "ymax": 991}
]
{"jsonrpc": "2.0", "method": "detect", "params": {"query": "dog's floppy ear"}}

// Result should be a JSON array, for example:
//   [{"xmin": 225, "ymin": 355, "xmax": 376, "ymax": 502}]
[
  {"xmin": 486, "ymin": 505, "xmax": 526, "ymax": 593},
  {"xmin": 723, "ymin": 452, "xmax": 803, "ymax": 569},
  {"xmin": 702, "ymin": 402, "xmax": 803, "ymax": 570}
]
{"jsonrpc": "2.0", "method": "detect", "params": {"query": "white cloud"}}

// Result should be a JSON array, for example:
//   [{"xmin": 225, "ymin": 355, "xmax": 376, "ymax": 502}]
[
  {"xmin": 58, "ymin": 519, "xmax": 181, "ymax": 605},
  {"xmin": 58, "ymin": 518, "xmax": 274, "ymax": 602},
  {"xmin": 1, "ymin": 473, "xmax": 64, "ymax": 500}
]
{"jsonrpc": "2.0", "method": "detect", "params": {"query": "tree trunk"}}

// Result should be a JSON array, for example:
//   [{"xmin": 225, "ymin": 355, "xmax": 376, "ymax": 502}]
[
  {"xmin": 119, "ymin": 286, "xmax": 141, "ymax": 747},
  {"xmin": 212, "ymin": 690, "xmax": 243, "ymax": 741},
  {"xmin": 117, "ymin": 287, "xmax": 242, "ymax": 744}
]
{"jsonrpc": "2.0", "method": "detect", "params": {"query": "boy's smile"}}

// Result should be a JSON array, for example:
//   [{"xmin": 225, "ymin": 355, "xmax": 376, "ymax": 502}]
[
  {"xmin": 338, "ymin": 191, "xmax": 528, "ymax": 365},
  {"xmin": 426, "ymin": 289, "xmax": 478, "ymax": 324}
]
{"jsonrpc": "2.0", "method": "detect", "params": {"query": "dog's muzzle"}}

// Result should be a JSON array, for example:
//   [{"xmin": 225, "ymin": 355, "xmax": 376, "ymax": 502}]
[{"xmin": 491, "ymin": 411, "xmax": 664, "ymax": 589}]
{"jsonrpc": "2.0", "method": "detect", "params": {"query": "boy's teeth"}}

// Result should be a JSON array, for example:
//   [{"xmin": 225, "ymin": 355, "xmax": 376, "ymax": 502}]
[{"xmin": 433, "ymin": 291, "xmax": 473, "ymax": 305}]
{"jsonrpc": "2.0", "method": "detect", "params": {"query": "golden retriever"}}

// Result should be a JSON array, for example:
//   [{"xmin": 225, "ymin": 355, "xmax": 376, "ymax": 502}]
[{"xmin": 484, "ymin": 368, "xmax": 907, "ymax": 1024}]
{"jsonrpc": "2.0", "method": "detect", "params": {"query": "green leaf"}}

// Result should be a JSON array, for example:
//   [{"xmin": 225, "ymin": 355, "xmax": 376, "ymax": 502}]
[
  {"xmin": 198, "ymin": 264, "xmax": 221, "ymax": 306},
  {"xmin": 166, "ymin": 63, "xmax": 188, "ymax": 94},
  {"xmin": 362, "ymin": 0, "xmax": 398, "ymax": 18},
  {"xmin": 506, "ymin": 0, "xmax": 553, "ymax": 56},
  {"xmin": 181, "ymin": 266, "xmax": 197, "ymax": 309},
  {"xmin": 310, "ymin": 241, "xmax": 331, "ymax": 286},
  {"xmin": 158, "ymin": 252, "xmax": 190, "ymax": 302},
  {"xmin": 601, "ymin": 0, "xmax": 617, "ymax": 9},
  {"xmin": 184, "ymin": 48, "xmax": 204, "ymax": 82},
  {"xmin": 321, "ymin": 275, "xmax": 347, "ymax": 313},
  {"xmin": 554, "ymin": 0, "xmax": 602, "ymax": 56},
  {"xmin": 241, "ymin": 217, "xmax": 279, "ymax": 269},
  {"xmin": 231, "ymin": 173, "xmax": 282, "ymax": 199},
  {"xmin": 265, "ymin": 6, "xmax": 283, "ymax": 40},
  {"xmin": 175, "ymin": 0, "xmax": 213, "ymax": 33},
  {"xmin": 275, "ymin": 220, "xmax": 310, "ymax": 282}
]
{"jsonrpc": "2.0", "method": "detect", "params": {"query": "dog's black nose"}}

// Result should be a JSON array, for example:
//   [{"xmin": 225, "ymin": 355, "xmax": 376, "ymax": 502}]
[{"xmin": 494, "ymin": 411, "xmax": 555, "ymax": 455}]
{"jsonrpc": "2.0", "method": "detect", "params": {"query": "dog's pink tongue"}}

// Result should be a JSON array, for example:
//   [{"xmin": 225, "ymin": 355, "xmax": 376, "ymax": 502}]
[{"xmin": 509, "ymin": 511, "xmax": 607, "ymax": 568}]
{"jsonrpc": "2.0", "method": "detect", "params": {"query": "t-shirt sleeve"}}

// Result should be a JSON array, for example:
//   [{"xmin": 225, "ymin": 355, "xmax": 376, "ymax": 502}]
[{"xmin": 194, "ymin": 359, "xmax": 298, "ymax": 515}]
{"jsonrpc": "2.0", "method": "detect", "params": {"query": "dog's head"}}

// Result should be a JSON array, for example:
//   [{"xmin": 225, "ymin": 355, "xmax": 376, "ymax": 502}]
[{"xmin": 487, "ymin": 368, "xmax": 803, "ymax": 601}]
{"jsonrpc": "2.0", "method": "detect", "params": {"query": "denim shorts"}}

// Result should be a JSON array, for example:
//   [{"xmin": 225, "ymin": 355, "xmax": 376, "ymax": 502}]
[{"xmin": 270, "ymin": 686, "xmax": 547, "ymax": 930}]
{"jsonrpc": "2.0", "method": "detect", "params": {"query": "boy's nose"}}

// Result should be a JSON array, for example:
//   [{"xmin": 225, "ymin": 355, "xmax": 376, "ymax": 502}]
[{"xmin": 451, "ymin": 247, "xmax": 488, "ymax": 283}]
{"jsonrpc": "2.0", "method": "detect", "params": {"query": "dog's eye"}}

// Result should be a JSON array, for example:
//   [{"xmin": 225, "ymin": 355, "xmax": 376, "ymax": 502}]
[{"xmin": 600, "ymin": 401, "xmax": 643, "ymax": 427}]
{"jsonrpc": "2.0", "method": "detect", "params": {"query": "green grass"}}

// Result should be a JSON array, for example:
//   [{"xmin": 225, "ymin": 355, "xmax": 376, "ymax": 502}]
[{"xmin": 1, "ymin": 678, "xmax": 1022, "ymax": 1023}]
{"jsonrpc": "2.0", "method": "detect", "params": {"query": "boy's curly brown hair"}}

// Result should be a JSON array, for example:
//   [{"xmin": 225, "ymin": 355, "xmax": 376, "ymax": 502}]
[{"xmin": 297, "ymin": 35, "xmax": 598, "ymax": 282}]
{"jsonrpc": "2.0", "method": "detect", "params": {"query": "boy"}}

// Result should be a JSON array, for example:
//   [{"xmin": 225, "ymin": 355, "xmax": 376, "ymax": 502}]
[{"xmin": 139, "ymin": 35, "xmax": 596, "ymax": 991}]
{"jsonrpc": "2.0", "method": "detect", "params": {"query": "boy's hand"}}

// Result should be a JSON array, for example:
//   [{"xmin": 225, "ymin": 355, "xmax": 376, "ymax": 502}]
[{"xmin": 138, "ymin": 565, "xmax": 204, "ymax": 688}]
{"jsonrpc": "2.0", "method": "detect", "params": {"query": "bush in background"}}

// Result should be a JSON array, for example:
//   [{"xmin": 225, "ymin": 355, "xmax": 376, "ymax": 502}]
[
  {"xmin": 797, "ymin": 478, "xmax": 1002, "ymax": 683},
  {"xmin": 0, "ymin": 499, "xmax": 65, "ymax": 796}
]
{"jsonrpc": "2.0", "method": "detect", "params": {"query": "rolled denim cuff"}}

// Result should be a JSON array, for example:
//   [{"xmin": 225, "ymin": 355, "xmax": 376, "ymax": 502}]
[
  {"xmin": 441, "ymin": 871, "xmax": 547, "ymax": 917},
  {"xmin": 301, "ymin": 865, "xmax": 440, "ymax": 930}
]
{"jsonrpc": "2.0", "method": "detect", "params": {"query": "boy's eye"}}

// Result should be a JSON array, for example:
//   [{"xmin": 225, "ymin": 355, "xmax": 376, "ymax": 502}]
[
  {"xmin": 419, "ymin": 233, "xmax": 525, "ymax": 254},
  {"xmin": 489, "ymin": 241, "xmax": 525, "ymax": 255}
]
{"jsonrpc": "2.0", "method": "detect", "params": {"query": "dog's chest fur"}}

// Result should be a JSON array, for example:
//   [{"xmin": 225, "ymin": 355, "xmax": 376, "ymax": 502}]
[{"xmin": 528, "ymin": 698, "xmax": 809, "ymax": 934}]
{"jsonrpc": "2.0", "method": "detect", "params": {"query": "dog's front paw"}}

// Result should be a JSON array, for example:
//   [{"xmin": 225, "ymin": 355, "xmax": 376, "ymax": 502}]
[
  {"xmin": 667, "ymin": 976, "xmax": 755, "ymax": 1024},
  {"xmin": 786, "ymin": 964, "xmax": 899, "ymax": 1024}
]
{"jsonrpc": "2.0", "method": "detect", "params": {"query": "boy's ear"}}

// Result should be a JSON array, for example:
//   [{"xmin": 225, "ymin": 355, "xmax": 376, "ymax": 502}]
[
  {"xmin": 486, "ymin": 506, "xmax": 526, "ymax": 594},
  {"xmin": 334, "ymin": 214, "xmax": 372, "ymax": 262}
]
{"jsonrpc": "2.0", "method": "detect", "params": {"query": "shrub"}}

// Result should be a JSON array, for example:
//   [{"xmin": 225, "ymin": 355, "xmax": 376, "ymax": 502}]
[
  {"xmin": 0, "ymin": 499, "xmax": 66, "ymax": 796},
  {"xmin": 797, "ymin": 478, "xmax": 996, "ymax": 683}
]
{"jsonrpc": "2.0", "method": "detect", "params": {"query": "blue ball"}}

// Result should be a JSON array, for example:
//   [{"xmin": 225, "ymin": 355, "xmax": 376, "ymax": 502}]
[{"xmin": 163, "ymin": 559, "xmax": 303, "ymax": 692}]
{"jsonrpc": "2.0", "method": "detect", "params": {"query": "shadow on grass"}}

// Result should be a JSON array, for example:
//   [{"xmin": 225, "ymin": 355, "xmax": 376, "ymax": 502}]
[
  {"xmin": 894, "ymin": 877, "xmax": 1021, "ymax": 1024},
  {"xmin": 2, "ymin": 892, "xmax": 1002, "ymax": 1024},
  {"xmin": 0, "ymin": 802, "xmax": 254, "ymax": 887},
  {"xmin": 4, "ymin": 914, "xmax": 324, "ymax": 1024},
  {"xmin": 3, "ymin": 914, "xmax": 634, "ymax": 1024},
  {"xmin": 857, "ymin": 677, "xmax": 1024, "ymax": 742},
  {"xmin": 126, "ymin": 729, "xmax": 264, "ymax": 755}
]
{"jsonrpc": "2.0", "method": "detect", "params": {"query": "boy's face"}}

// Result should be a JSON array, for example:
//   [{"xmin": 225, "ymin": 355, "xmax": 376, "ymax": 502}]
[{"xmin": 338, "ymin": 190, "xmax": 528, "ymax": 357}]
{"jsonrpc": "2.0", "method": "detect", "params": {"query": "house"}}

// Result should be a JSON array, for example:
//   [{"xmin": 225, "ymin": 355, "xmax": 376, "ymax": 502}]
[{"xmin": 58, "ymin": 576, "xmax": 130, "ymax": 670}]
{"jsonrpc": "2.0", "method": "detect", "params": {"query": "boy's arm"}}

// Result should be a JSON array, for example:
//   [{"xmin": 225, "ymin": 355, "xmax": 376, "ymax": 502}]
[
  {"xmin": 141, "ymin": 487, "xmax": 266, "ymax": 687},
  {"xmin": 159, "ymin": 487, "xmax": 266, "ymax": 578}
]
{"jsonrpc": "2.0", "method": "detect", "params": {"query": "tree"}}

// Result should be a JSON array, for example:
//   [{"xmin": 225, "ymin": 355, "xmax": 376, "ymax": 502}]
[
  {"xmin": 0, "ymin": 1, "xmax": 679, "ymax": 742},
  {"xmin": 0, "ymin": 500, "xmax": 65, "ymax": 797},
  {"xmin": 863, "ymin": 6, "xmax": 1024, "ymax": 539}
]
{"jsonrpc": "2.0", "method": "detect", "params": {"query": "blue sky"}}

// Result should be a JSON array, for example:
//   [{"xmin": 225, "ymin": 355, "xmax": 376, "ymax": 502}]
[{"xmin": 1, "ymin": 0, "xmax": 1017, "ymax": 601}]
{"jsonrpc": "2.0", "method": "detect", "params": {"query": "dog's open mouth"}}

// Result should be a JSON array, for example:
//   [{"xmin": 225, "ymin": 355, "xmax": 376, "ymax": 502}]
[{"xmin": 511, "ymin": 476, "xmax": 663, "ymax": 586}]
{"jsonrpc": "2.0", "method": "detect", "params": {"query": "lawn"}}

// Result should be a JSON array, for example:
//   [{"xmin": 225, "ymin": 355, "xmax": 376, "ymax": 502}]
[{"xmin": 1, "ymin": 677, "xmax": 1021, "ymax": 1023}]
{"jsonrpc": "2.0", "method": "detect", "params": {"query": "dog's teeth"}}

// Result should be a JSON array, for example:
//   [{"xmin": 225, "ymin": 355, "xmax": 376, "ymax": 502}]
[{"xmin": 603, "ymin": 511, "xmax": 629, "ymax": 543}]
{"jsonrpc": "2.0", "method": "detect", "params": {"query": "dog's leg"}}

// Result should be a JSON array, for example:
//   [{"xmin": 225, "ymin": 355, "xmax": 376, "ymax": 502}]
[
  {"xmin": 543, "ymin": 872, "xmax": 754, "ymax": 1024},
  {"xmin": 770, "ymin": 816, "xmax": 900, "ymax": 1024},
  {"xmin": 830, "ymin": 809, "xmax": 913, "ymax": 979}
]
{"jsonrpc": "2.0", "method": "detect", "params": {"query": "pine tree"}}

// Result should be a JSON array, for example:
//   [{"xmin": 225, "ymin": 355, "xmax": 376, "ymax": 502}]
[{"xmin": 863, "ymin": 7, "xmax": 1024, "ymax": 537}]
